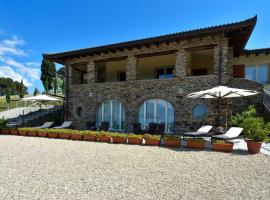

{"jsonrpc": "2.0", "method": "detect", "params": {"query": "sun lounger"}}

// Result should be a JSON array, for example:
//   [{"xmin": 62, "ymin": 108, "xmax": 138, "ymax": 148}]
[
  {"xmin": 34, "ymin": 122, "xmax": 54, "ymax": 128},
  {"xmin": 211, "ymin": 127, "xmax": 243, "ymax": 140},
  {"xmin": 53, "ymin": 121, "xmax": 72, "ymax": 129},
  {"xmin": 182, "ymin": 125, "xmax": 213, "ymax": 138}
]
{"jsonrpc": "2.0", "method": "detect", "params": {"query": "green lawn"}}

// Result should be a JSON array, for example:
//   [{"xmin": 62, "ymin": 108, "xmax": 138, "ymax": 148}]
[{"xmin": 0, "ymin": 95, "xmax": 32, "ymax": 112}]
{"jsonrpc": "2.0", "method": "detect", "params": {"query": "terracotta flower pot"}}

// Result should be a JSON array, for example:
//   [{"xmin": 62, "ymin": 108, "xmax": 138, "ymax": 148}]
[
  {"xmin": 83, "ymin": 134, "xmax": 96, "ymax": 141},
  {"xmin": 70, "ymin": 134, "xmax": 83, "ymax": 140},
  {"xmin": 187, "ymin": 140, "xmax": 205, "ymax": 149},
  {"xmin": 112, "ymin": 137, "xmax": 126, "ymax": 144},
  {"xmin": 37, "ymin": 132, "xmax": 47, "ymax": 137},
  {"xmin": 212, "ymin": 142, "xmax": 234, "ymax": 153},
  {"xmin": 128, "ymin": 137, "xmax": 143, "ymax": 145},
  {"xmin": 164, "ymin": 139, "xmax": 181, "ymax": 148},
  {"xmin": 47, "ymin": 132, "xmax": 58, "ymax": 138},
  {"xmin": 144, "ymin": 138, "xmax": 160, "ymax": 146},
  {"xmin": 246, "ymin": 140, "xmax": 262, "ymax": 154},
  {"xmin": 97, "ymin": 135, "xmax": 111, "ymax": 142},
  {"xmin": 9, "ymin": 130, "xmax": 18, "ymax": 135},
  {"xmin": 1, "ymin": 129, "xmax": 10, "ymax": 135},
  {"xmin": 27, "ymin": 131, "xmax": 37, "ymax": 137},
  {"xmin": 18, "ymin": 130, "xmax": 27, "ymax": 136},
  {"xmin": 58, "ymin": 133, "xmax": 70, "ymax": 139}
]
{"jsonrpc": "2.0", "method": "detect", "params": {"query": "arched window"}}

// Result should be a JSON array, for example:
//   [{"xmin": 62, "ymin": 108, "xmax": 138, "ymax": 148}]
[
  {"xmin": 139, "ymin": 99, "xmax": 174, "ymax": 133},
  {"xmin": 96, "ymin": 100, "xmax": 125, "ymax": 130}
]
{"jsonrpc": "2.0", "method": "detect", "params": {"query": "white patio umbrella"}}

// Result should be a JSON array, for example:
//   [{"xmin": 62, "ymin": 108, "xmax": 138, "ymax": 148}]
[
  {"xmin": 186, "ymin": 86, "xmax": 259, "ymax": 126},
  {"xmin": 21, "ymin": 94, "xmax": 63, "ymax": 104}
]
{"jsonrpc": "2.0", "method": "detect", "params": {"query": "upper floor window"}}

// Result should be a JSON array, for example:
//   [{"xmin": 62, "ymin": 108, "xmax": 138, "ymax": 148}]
[
  {"xmin": 156, "ymin": 67, "xmax": 174, "ymax": 79},
  {"xmin": 245, "ymin": 64, "xmax": 269, "ymax": 83}
]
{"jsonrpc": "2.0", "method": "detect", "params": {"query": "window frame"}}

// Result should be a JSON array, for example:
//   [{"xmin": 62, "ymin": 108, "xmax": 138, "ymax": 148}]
[
  {"xmin": 155, "ymin": 66, "xmax": 174, "ymax": 79},
  {"xmin": 245, "ymin": 64, "xmax": 270, "ymax": 83},
  {"xmin": 138, "ymin": 99, "xmax": 174, "ymax": 133},
  {"xmin": 97, "ymin": 100, "xmax": 125, "ymax": 131}
]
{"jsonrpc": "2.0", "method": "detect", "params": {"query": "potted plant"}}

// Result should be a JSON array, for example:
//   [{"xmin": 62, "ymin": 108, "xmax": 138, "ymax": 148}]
[
  {"xmin": 163, "ymin": 135, "xmax": 181, "ymax": 148},
  {"xmin": 18, "ymin": 128, "xmax": 28, "ymax": 136},
  {"xmin": 96, "ymin": 131, "xmax": 111, "ymax": 142},
  {"xmin": 143, "ymin": 134, "xmax": 161, "ymax": 146},
  {"xmin": 212, "ymin": 140, "xmax": 234, "ymax": 153},
  {"xmin": 187, "ymin": 138, "xmax": 205, "ymax": 149},
  {"xmin": 0, "ymin": 119, "xmax": 9, "ymax": 134},
  {"xmin": 36, "ymin": 128, "xmax": 48, "ymax": 137},
  {"xmin": 27, "ymin": 128, "xmax": 37, "ymax": 137},
  {"xmin": 7, "ymin": 127, "xmax": 18, "ymax": 135},
  {"xmin": 70, "ymin": 130, "xmax": 83, "ymax": 140},
  {"xmin": 241, "ymin": 116, "xmax": 269, "ymax": 154},
  {"xmin": 127, "ymin": 134, "xmax": 143, "ymax": 145},
  {"xmin": 58, "ymin": 129, "xmax": 71, "ymax": 139},
  {"xmin": 83, "ymin": 131, "xmax": 97, "ymax": 141},
  {"xmin": 111, "ymin": 133, "xmax": 127, "ymax": 144},
  {"xmin": 47, "ymin": 129, "xmax": 58, "ymax": 139}
]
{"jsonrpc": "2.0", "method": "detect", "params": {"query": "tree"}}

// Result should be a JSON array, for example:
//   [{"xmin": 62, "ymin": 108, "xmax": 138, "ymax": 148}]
[
  {"xmin": 18, "ymin": 80, "xmax": 25, "ymax": 98},
  {"xmin": 44, "ymin": 79, "xmax": 49, "ymax": 94},
  {"xmin": 6, "ymin": 89, "xmax": 11, "ymax": 110},
  {"xmin": 53, "ymin": 74, "xmax": 58, "ymax": 95},
  {"xmin": 57, "ymin": 67, "xmax": 65, "ymax": 79},
  {"xmin": 33, "ymin": 88, "xmax": 40, "ymax": 96},
  {"xmin": 0, "ymin": 77, "xmax": 28, "ymax": 96},
  {"xmin": 40, "ymin": 59, "xmax": 56, "ymax": 91}
]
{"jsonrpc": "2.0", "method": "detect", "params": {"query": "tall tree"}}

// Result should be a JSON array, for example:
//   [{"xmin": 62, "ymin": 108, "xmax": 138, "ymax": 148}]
[
  {"xmin": 5, "ymin": 89, "xmax": 11, "ymax": 110},
  {"xmin": 40, "ymin": 59, "xmax": 56, "ymax": 90},
  {"xmin": 57, "ymin": 67, "xmax": 65, "ymax": 79},
  {"xmin": 53, "ymin": 74, "xmax": 58, "ymax": 95},
  {"xmin": 18, "ymin": 80, "xmax": 25, "ymax": 98},
  {"xmin": 33, "ymin": 88, "xmax": 39, "ymax": 96},
  {"xmin": 44, "ymin": 79, "xmax": 49, "ymax": 94}
]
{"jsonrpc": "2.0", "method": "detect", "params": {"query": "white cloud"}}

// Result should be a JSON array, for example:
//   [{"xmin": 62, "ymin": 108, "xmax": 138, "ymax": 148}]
[
  {"xmin": 0, "ymin": 34, "xmax": 40, "ymax": 89},
  {"xmin": 26, "ymin": 62, "xmax": 40, "ymax": 67},
  {"xmin": 5, "ymin": 58, "xmax": 40, "ymax": 80},
  {"xmin": 0, "ymin": 65, "xmax": 32, "ymax": 86},
  {"xmin": 0, "ymin": 36, "xmax": 26, "ymax": 56}
]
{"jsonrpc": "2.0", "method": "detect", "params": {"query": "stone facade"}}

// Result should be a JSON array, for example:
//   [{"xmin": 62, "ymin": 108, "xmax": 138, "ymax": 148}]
[{"xmin": 63, "ymin": 34, "xmax": 264, "ymax": 132}]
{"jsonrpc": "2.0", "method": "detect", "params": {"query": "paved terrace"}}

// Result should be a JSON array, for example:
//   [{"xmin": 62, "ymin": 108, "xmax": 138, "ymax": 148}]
[{"xmin": 0, "ymin": 135, "xmax": 269, "ymax": 200}]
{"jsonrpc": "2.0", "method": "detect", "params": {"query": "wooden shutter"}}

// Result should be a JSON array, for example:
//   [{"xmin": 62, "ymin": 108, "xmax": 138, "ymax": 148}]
[{"xmin": 233, "ymin": 65, "xmax": 245, "ymax": 78}]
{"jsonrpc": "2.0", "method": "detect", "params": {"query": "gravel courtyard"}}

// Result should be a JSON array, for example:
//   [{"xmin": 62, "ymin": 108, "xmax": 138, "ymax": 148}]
[{"xmin": 0, "ymin": 135, "xmax": 269, "ymax": 200}]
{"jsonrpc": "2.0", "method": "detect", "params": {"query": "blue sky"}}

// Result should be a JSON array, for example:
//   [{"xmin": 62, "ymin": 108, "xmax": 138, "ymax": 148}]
[{"xmin": 0, "ymin": 0, "xmax": 270, "ymax": 93}]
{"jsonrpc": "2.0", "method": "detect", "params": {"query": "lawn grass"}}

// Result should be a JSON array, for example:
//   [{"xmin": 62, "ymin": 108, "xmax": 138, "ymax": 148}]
[{"xmin": 0, "ymin": 95, "xmax": 32, "ymax": 112}]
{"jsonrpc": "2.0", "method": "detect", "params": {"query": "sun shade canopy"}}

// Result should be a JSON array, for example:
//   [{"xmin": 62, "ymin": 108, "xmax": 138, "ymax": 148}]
[
  {"xmin": 21, "ymin": 95, "xmax": 63, "ymax": 102},
  {"xmin": 186, "ymin": 86, "xmax": 259, "ymax": 99}
]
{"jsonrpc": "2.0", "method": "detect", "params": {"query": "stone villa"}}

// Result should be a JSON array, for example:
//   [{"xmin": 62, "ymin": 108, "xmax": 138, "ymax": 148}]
[{"xmin": 43, "ymin": 16, "xmax": 270, "ymax": 133}]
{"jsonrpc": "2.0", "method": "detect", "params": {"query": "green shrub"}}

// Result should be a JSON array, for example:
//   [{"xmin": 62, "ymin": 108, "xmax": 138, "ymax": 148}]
[
  {"xmin": 97, "ymin": 131, "xmax": 111, "ymax": 137},
  {"xmin": 81, "ymin": 130, "xmax": 98, "ymax": 136},
  {"xmin": 0, "ymin": 118, "xmax": 8, "ymax": 130},
  {"xmin": 241, "ymin": 117, "xmax": 269, "ymax": 142},
  {"xmin": 230, "ymin": 105, "xmax": 256, "ymax": 127},
  {"xmin": 127, "ymin": 134, "xmax": 143, "ymax": 139},
  {"xmin": 212, "ymin": 140, "xmax": 232, "ymax": 144},
  {"xmin": 110, "ymin": 133, "xmax": 127, "ymax": 138},
  {"xmin": 143, "ymin": 134, "xmax": 161, "ymax": 140},
  {"xmin": 164, "ymin": 134, "xmax": 180, "ymax": 140}
]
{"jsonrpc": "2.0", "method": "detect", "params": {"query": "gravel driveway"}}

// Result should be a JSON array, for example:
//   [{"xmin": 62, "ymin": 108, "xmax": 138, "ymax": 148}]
[{"xmin": 0, "ymin": 135, "xmax": 269, "ymax": 200}]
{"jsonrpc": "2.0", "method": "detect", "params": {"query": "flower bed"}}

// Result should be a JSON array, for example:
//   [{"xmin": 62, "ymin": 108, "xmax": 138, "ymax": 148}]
[
  {"xmin": 143, "ymin": 134, "xmax": 161, "ymax": 146},
  {"xmin": 163, "ymin": 135, "xmax": 181, "ymax": 148},
  {"xmin": 187, "ymin": 138, "xmax": 205, "ymax": 149},
  {"xmin": 127, "ymin": 134, "xmax": 143, "ymax": 145},
  {"xmin": 96, "ymin": 132, "xmax": 111, "ymax": 142},
  {"xmin": 111, "ymin": 133, "xmax": 127, "ymax": 144},
  {"xmin": 212, "ymin": 140, "xmax": 234, "ymax": 153}
]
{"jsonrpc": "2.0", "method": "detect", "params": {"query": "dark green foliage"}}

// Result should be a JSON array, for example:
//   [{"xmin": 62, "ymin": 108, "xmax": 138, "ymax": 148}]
[
  {"xmin": 0, "ymin": 77, "xmax": 27, "ymax": 96},
  {"xmin": 231, "ymin": 105, "xmax": 270, "ymax": 142},
  {"xmin": 53, "ymin": 74, "xmax": 57, "ymax": 95},
  {"xmin": 57, "ymin": 67, "xmax": 65, "ymax": 79},
  {"xmin": 0, "ymin": 118, "xmax": 8, "ymax": 130},
  {"xmin": 33, "ymin": 88, "xmax": 39, "ymax": 96},
  {"xmin": 44, "ymin": 79, "xmax": 49, "ymax": 94},
  {"xmin": 40, "ymin": 59, "xmax": 56, "ymax": 90},
  {"xmin": 18, "ymin": 80, "xmax": 25, "ymax": 98},
  {"xmin": 5, "ymin": 89, "xmax": 10, "ymax": 104}
]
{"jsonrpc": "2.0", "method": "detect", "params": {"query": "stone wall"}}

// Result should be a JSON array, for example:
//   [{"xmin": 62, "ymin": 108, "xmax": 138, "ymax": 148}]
[{"xmin": 63, "ymin": 34, "xmax": 264, "ymax": 132}]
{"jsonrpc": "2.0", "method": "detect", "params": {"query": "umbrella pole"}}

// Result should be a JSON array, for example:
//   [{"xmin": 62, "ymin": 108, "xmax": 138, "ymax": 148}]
[{"xmin": 218, "ymin": 96, "xmax": 222, "ymax": 127}]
